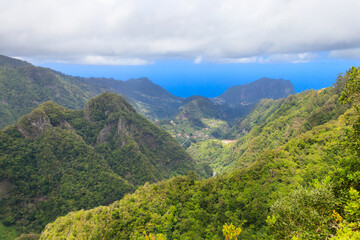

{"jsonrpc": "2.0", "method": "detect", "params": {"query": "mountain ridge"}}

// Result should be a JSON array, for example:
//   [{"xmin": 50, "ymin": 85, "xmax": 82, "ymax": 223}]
[
  {"xmin": 0, "ymin": 55, "xmax": 296, "ymax": 130},
  {"xmin": 213, "ymin": 77, "xmax": 295, "ymax": 107},
  {"xmin": 37, "ymin": 68, "xmax": 360, "ymax": 240},
  {"xmin": 0, "ymin": 92, "xmax": 210, "ymax": 235}
]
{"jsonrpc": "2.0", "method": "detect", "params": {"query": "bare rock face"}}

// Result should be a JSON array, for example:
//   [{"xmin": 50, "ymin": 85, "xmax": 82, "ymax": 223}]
[
  {"xmin": 17, "ymin": 109, "xmax": 52, "ymax": 139},
  {"xmin": 96, "ymin": 123, "xmax": 115, "ymax": 144}
]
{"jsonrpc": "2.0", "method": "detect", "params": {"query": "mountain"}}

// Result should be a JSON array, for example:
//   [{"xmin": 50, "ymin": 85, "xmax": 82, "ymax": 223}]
[
  {"xmin": 79, "ymin": 77, "xmax": 182, "ymax": 120},
  {"xmin": 188, "ymin": 80, "xmax": 349, "ymax": 173},
  {"xmin": 157, "ymin": 96, "xmax": 231, "ymax": 147},
  {"xmin": 157, "ymin": 79, "xmax": 296, "ymax": 146},
  {"xmin": 180, "ymin": 95, "xmax": 220, "ymax": 120},
  {"xmin": 0, "ymin": 55, "xmax": 181, "ymax": 129},
  {"xmin": 0, "ymin": 57, "xmax": 98, "ymax": 129},
  {"xmin": 38, "ymin": 88, "xmax": 358, "ymax": 239},
  {"xmin": 38, "ymin": 68, "xmax": 360, "ymax": 240},
  {"xmin": 0, "ymin": 55, "xmax": 29, "ymax": 68},
  {"xmin": 0, "ymin": 55, "xmax": 296, "ymax": 133},
  {"xmin": 0, "ymin": 92, "xmax": 210, "ymax": 236},
  {"xmin": 213, "ymin": 77, "xmax": 295, "ymax": 107}
]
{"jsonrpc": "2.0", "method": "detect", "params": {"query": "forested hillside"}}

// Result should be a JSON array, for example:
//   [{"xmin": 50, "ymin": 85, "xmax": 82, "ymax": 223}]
[
  {"xmin": 0, "ymin": 55, "xmax": 296, "ymax": 140},
  {"xmin": 214, "ymin": 77, "xmax": 295, "ymax": 106},
  {"xmin": 0, "ymin": 93, "xmax": 209, "ymax": 238},
  {"xmin": 0, "ymin": 55, "xmax": 182, "ymax": 128},
  {"xmin": 188, "ymin": 77, "xmax": 349, "ymax": 173},
  {"xmin": 38, "ymin": 68, "xmax": 360, "ymax": 239},
  {"xmin": 0, "ymin": 56, "xmax": 98, "ymax": 128},
  {"xmin": 158, "ymin": 79, "xmax": 295, "ymax": 146},
  {"xmin": 157, "ymin": 96, "xmax": 230, "ymax": 146}
]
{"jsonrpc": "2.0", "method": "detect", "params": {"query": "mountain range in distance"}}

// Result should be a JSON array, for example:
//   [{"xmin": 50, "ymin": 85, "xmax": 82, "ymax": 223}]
[{"xmin": 0, "ymin": 54, "xmax": 295, "ymax": 129}]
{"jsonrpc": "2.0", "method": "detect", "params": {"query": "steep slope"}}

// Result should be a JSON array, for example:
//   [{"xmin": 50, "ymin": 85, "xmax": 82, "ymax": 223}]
[
  {"xmin": 0, "ymin": 55, "xmax": 29, "ymax": 68},
  {"xmin": 0, "ymin": 55, "xmax": 182, "ymax": 128},
  {"xmin": 39, "ymin": 106, "xmax": 357, "ymax": 239},
  {"xmin": 180, "ymin": 95, "xmax": 220, "ymax": 120},
  {"xmin": 80, "ymin": 77, "xmax": 183, "ymax": 120},
  {"xmin": 0, "ymin": 93, "xmax": 208, "ymax": 236},
  {"xmin": 188, "ymin": 81, "xmax": 349, "ymax": 173},
  {"xmin": 214, "ymin": 77, "xmax": 295, "ymax": 107},
  {"xmin": 157, "ymin": 79, "xmax": 296, "ymax": 146},
  {"xmin": 0, "ymin": 59, "xmax": 99, "ymax": 128},
  {"xmin": 158, "ymin": 96, "xmax": 230, "ymax": 146}
]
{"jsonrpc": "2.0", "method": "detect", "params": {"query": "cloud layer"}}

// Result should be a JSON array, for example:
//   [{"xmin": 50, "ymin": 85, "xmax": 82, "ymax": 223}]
[{"xmin": 1, "ymin": 0, "xmax": 360, "ymax": 65}]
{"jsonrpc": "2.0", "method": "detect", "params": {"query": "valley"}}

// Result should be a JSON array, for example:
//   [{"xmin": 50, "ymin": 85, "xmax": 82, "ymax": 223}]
[{"xmin": 0, "ymin": 55, "xmax": 359, "ymax": 239}]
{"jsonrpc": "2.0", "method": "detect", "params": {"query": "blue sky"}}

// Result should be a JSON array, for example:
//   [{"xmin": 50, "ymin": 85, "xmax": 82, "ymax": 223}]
[
  {"xmin": 2, "ymin": 0, "xmax": 360, "ymax": 97},
  {"xmin": 41, "ymin": 58, "xmax": 360, "ymax": 98}
]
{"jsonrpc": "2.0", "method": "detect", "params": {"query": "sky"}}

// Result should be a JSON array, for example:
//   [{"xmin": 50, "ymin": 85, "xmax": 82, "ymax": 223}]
[{"xmin": 1, "ymin": 0, "xmax": 360, "ymax": 97}]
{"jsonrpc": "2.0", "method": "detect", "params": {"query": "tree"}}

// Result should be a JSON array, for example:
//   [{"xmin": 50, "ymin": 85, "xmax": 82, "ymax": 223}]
[
  {"xmin": 339, "ymin": 66, "xmax": 360, "ymax": 157},
  {"xmin": 222, "ymin": 223, "xmax": 242, "ymax": 240}
]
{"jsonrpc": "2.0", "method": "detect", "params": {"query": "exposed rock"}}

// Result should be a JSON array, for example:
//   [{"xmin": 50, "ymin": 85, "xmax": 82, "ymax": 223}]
[
  {"xmin": 17, "ymin": 109, "xmax": 52, "ymax": 139},
  {"xmin": 96, "ymin": 123, "xmax": 114, "ymax": 144}
]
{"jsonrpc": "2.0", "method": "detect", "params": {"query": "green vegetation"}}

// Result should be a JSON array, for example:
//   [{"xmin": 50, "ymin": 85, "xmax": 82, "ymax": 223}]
[
  {"xmin": 222, "ymin": 223, "xmax": 241, "ymax": 240},
  {"xmin": 2, "ymin": 54, "xmax": 359, "ymax": 239},
  {"xmin": 39, "ymin": 106, "xmax": 356, "ymax": 239},
  {"xmin": 0, "ymin": 222, "xmax": 18, "ymax": 240},
  {"xmin": 215, "ymin": 77, "xmax": 295, "ymax": 107},
  {"xmin": 188, "ymin": 80, "xmax": 349, "ymax": 173},
  {"xmin": 0, "ymin": 55, "xmax": 182, "ymax": 129},
  {"xmin": 187, "ymin": 140, "xmax": 233, "ymax": 173},
  {"xmin": 0, "ymin": 64, "xmax": 97, "ymax": 128},
  {"xmin": 39, "ymin": 68, "xmax": 359, "ymax": 239},
  {"xmin": 0, "ymin": 93, "xmax": 208, "ymax": 237},
  {"xmin": 157, "ymin": 96, "xmax": 231, "ymax": 146}
]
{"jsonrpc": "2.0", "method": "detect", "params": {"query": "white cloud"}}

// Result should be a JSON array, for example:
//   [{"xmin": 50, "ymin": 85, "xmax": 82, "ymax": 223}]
[
  {"xmin": 219, "ymin": 53, "xmax": 318, "ymax": 64},
  {"xmin": 75, "ymin": 56, "xmax": 150, "ymax": 66},
  {"xmin": 0, "ymin": 0, "xmax": 360, "ymax": 65},
  {"xmin": 194, "ymin": 56, "xmax": 202, "ymax": 64},
  {"xmin": 329, "ymin": 48, "xmax": 360, "ymax": 60}
]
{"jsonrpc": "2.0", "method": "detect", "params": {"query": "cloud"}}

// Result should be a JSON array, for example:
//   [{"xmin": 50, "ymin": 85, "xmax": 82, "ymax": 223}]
[
  {"xmin": 73, "ymin": 56, "xmax": 150, "ymax": 66},
  {"xmin": 329, "ymin": 48, "xmax": 360, "ymax": 60},
  {"xmin": 1, "ymin": 0, "xmax": 360, "ymax": 65},
  {"xmin": 220, "ymin": 53, "xmax": 318, "ymax": 64},
  {"xmin": 194, "ymin": 56, "xmax": 202, "ymax": 64}
]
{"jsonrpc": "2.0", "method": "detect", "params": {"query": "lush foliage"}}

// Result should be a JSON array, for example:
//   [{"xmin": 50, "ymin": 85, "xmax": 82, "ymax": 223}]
[
  {"xmin": 157, "ymin": 96, "xmax": 231, "ymax": 146},
  {"xmin": 216, "ymin": 77, "xmax": 295, "ymax": 107},
  {"xmin": 40, "ymin": 106, "xmax": 355, "ymax": 239},
  {"xmin": 189, "ymin": 82, "xmax": 349, "ymax": 173},
  {"xmin": 267, "ymin": 67, "xmax": 360, "ymax": 239},
  {"xmin": 0, "ymin": 93, "xmax": 207, "ymax": 237},
  {"xmin": 0, "ymin": 55, "xmax": 182, "ymax": 128},
  {"xmin": 222, "ymin": 223, "xmax": 241, "ymax": 240},
  {"xmin": 0, "ymin": 222, "xmax": 18, "ymax": 240},
  {"xmin": 39, "ymin": 68, "xmax": 360, "ymax": 240}
]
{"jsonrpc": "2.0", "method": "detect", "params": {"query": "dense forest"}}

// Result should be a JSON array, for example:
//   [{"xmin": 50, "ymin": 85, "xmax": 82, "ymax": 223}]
[
  {"xmin": 0, "ymin": 93, "xmax": 210, "ymax": 239},
  {"xmin": 0, "ymin": 55, "xmax": 183, "ymax": 128},
  {"xmin": 188, "ymin": 78, "xmax": 349, "ymax": 173},
  {"xmin": 1, "ymin": 53, "xmax": 359, "ymax": 239},
  {"xmin": 0, "ymin": 54, "xmax": 295, "ymax": 134},
  {"xmin": 36, "ymin": 68, "xmax": 360, "ymax": 239}
]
